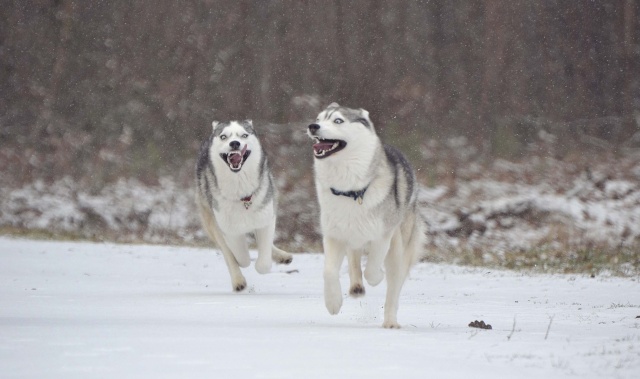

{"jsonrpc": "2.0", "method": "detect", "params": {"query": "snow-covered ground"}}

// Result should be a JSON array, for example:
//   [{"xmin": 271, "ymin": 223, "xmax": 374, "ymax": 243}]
[{"xmin": 1, "ymin": 237, "xmax": 638, "ymax": 378}]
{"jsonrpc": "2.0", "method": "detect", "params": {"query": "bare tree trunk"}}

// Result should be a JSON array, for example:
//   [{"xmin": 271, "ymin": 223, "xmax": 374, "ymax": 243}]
[
  {"xmin": 36, "ymin": 0, "xmax": 75, "ymax": 138},
  {"xmin": 623, "ymin": 0, "xmax": 637, "ymax": 141},
  {"xmin": 359, "ymin": 0, "xmax": 383, "ymax": 112},
  {"xmin": 333, "ymin": 0, "xmax": 350, "ymax": 103},
  {"xmin": 480, "ymin": 0, "xmax": 506, "ymax": 144}
]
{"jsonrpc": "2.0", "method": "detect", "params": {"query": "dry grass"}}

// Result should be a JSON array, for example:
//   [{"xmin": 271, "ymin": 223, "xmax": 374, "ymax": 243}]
[{"xmin": 425, "ymin": 245, "xmax": 640, "ymax": 277}]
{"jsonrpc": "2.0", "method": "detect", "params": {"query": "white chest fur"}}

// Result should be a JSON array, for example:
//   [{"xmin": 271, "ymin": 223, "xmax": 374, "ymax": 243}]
[
  {"xmin": 315, "ymin": 166, "xmax": 395, "ymax": 249},
  {"xmin": 318, "ymin": 196, "xmax": 385, "ymax": 248},
  {"xmin": 214, "ymin": 199, "xmax": 274, "ymax": 236},
  {"xmin": 210, "ymin": 148, "xmax": 273, "ymax": 236}
]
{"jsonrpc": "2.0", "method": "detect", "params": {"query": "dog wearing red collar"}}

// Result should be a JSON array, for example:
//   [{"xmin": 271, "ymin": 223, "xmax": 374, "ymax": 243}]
[{"xmin": 196, "ymin": 120, "xmax": 292, "ymax": 292}]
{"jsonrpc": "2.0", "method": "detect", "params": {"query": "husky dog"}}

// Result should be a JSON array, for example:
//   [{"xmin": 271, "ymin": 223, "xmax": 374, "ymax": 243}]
[
  {"xmin": 308, "ymin": 103, "xmax": 425, "ymax": 328},
  {"xmin": 196, "ymin": 120, "xmax": 293, "ymax": 291}
]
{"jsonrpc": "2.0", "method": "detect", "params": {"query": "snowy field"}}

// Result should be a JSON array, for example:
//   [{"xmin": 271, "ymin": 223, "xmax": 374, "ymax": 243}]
[{"xmin": 1, "ymin": 237, "xmax": 639, "ymax": 378}]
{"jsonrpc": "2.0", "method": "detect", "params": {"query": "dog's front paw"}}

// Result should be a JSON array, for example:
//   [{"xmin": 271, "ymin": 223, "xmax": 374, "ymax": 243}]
[
  {"xmin": 325, "ymin": 294, "xmax": 343, "ymax": 315},
  {"xmin": 235, "ymin": 254, "xmax": 251, "ymax": 268},
  {"xmin": 255, "ymin": 259, "xmax": 272, "ymax": 274},
  {"xmin": 364, "ymin": 267, "xmax": 384, "ymax": 286},
  {"xmin": 274, "ymin": 252, "xmax": 293, "ymax": 265},
  {"xmin": 232, "ymin": 278, "xmax": 247, "ymax": 292},
  {"xmin": 349, "ymin": 283, "xmax": 366, "ymax": 297},
  {"xmin": 324, "ymin": 279, "xmax": 343, "ymax": 314},
  {"xmin": 382, "ymin": 320, "xmax": 401, "ymax": 329}
]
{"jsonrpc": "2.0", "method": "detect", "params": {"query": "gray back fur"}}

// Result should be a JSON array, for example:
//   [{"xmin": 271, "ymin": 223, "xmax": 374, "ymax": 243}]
[{"xmin": 374, "ymin": 144, "xmax": 418, "ymax": 231}]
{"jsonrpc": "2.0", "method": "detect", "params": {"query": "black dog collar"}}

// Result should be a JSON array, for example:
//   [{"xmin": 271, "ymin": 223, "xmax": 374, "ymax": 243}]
[{"xmin": 330, "ymin": 186, "xmax": 369, "ymax": 204}]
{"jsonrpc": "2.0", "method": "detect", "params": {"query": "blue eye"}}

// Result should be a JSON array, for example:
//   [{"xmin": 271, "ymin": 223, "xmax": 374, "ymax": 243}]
[
  {"xmin": 220, "ymin": 135, "xmax": 227, "ymax": 140},
  {"xmin": 242, "ymin": 134, "xmax": 249, "ymax": 138},
  {"xmin": 334, "ymin": 118, "xmax": 344, "ymax": 124}
]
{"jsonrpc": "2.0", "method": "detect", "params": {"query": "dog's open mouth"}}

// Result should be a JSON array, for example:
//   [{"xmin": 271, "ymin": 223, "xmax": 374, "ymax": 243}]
[
  {"xmin": 313, "ymin": 138, "xmax": 346, "ymax": 159},
  {"xmin": 220, "ymin": 144, "xmax": 251, "ymax": 172}
]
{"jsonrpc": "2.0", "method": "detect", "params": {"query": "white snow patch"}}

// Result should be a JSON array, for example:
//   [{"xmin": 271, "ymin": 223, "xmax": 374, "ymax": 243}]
[
  {"xmin": 1, "ymin": 160, "xmax": 639, "ymax": 253},
  {"xmin": 420, "ymin": 175, "xmax": 640, "ymax": 252},
  {"xmin": 0, "ymin": 176, "xmax": 201, "ymax": 243}
]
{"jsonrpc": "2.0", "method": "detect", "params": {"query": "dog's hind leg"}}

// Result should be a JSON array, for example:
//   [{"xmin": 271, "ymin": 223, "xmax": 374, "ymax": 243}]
[
  {"xmin": 364, "ymin": 233, "xmax": 392, "ymax": 287},
  {"xmin": 197, "ymin": 200, "xmax": 247, "ymax": 292},
  {"xmin": 254, "ymin": 223, "xmax": 275, "ymax": 274},
  {"xmin": 272, "ymin": 245, "xmax": 293, "ymax": 265},
  {"xmin": 382, "ymin": 229, "xmax": 411, "ymax": 328},
  {"xmin": 347, "ymin": 250, "xmax": 365, "ymax": 297},
  {"xmin": 323, "ymin": 237, "xmax": 346, "ymax": 315}
]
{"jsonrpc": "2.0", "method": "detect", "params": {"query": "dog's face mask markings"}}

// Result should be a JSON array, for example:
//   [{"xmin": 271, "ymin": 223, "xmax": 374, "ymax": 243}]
[
  {"xmin": 213, "ymin": 121, "xmax": 254, "ymax": 172},
  {"xmin": 307, "ymin": 103, "xmax": 373, "ymax": 159}
]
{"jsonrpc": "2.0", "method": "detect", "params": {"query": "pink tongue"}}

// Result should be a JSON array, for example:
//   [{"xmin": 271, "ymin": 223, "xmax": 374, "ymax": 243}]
[
  {"xmin": 229, "ymin": 144, "xmax": 248, "ymax": 166},
  {"xmin": 314, "ymin": 142, "xmax": 334, "ymax": 152},
  {"xmin": 229, "ymin": 153, "xmax": 242, "ymax": 165}
]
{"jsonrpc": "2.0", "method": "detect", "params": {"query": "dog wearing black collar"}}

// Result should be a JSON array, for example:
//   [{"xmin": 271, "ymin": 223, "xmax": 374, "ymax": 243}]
[{"xmin": 308, "ymin": 103, "xmax": 426, "ymax": 328}]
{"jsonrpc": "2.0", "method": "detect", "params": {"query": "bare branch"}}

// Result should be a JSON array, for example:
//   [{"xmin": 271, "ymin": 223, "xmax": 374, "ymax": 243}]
[
  {"xmin": 545, "ymin": 315, "xmax": 555, "ymax": 340},
  {"xmin": 507, "ymin": 316, "xmax": 517, "ymax": 341}
]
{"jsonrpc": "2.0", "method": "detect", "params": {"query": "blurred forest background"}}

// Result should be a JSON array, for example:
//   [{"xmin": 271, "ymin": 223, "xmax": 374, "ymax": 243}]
[
  {"xmin": 1, "ymin": 1, "xmax": 640, "ymax": 272},
  {"xmin": 2, "ymin": 0, "xmax": 639, "ymax": 181}
]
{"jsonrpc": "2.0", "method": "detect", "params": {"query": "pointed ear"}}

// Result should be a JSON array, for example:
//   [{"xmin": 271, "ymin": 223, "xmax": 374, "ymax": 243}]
[
  {"xmin": 357, "ymin": 108, "xmax": 373, "ymax": 129},
  {"xmin": 328, "ymin": 102, "xmax": 339, "ymax": 108},
  {"xmin": 211, "ymin": 121, "xmax": 219, "ymax": 130},
  {"xmin": 243, "ymin": 119, "xmax": 256, "ymax": 134}
]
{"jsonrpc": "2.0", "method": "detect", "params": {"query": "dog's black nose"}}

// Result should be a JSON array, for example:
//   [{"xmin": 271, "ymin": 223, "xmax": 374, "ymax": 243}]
[
  {"xmin": 308, "ymin": 124, "xmax": 320, "ymax": 133},
  {"xmin": 229, "ymin": 141, "xmax": 241, "ymax": 150}
]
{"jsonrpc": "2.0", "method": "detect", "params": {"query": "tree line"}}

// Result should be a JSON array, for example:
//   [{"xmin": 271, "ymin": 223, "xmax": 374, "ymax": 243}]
[{"xmin": 1, "ymin": 0, "xmax": 638, "ymax": 183}]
